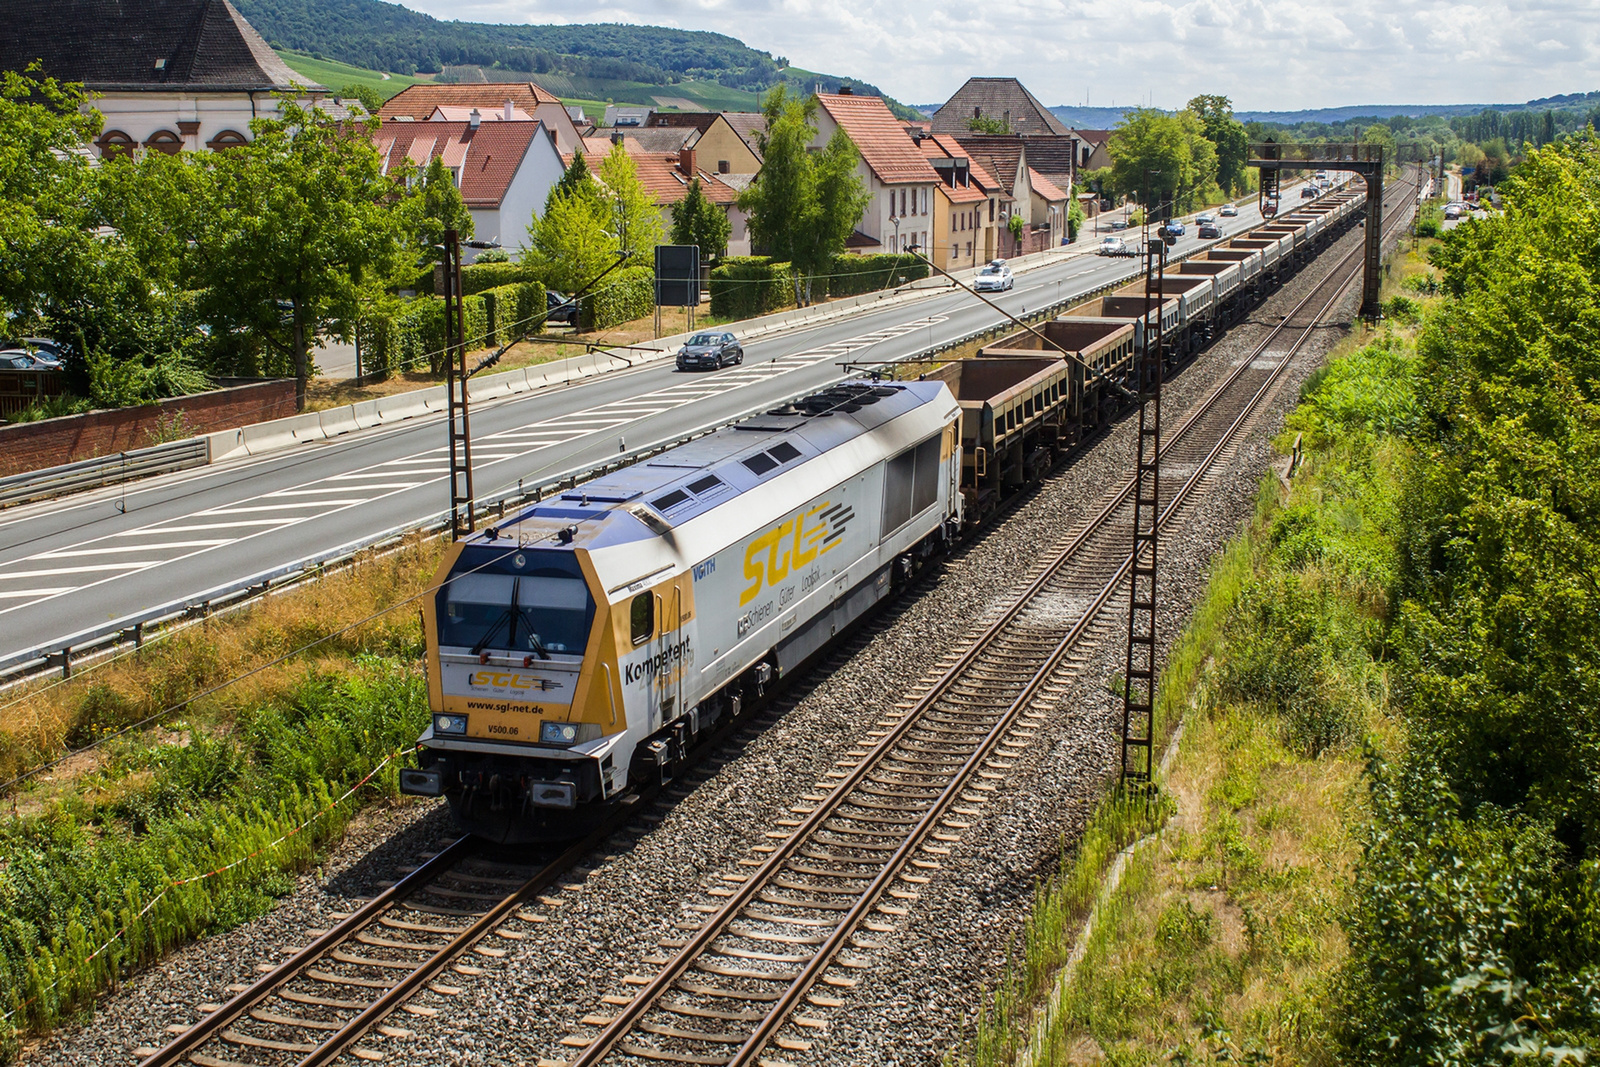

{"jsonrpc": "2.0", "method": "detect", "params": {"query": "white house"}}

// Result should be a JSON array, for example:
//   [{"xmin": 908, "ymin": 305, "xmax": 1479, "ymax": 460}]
[
  {"xmin": 379, "ymin": 83, "xmax": 585, "ymax": 157},
  {"xmin": 813, "ymin": 90, "xmax": 941, "ymax": 256},
  {"xmin": 0, "ymin": 0, "xmax": 326, "ymax": 158},
  {"xmin": 373, "ymin": 118, "xmax": 565, "ymax": 257}
]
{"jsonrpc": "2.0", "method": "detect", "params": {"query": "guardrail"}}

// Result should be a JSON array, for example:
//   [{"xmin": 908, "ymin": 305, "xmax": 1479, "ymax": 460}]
[{"xmin": 0, "ymin": 438, "xmax": 209, "ymax": 509}]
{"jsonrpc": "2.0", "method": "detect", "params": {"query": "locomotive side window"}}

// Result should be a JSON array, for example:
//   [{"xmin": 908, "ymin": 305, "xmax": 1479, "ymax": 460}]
[
  {"xmin": 881, "ymin": 434, "xmax": 942, "ymax": 536},
  {"xmin": 630, "ymin": 592, "xmax": 654, "ymax": 645}
]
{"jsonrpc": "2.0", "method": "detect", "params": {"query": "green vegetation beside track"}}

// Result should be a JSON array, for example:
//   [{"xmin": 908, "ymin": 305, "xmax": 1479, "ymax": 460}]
[{"xmin": 959, "ymin": 130, "xmax": 1600, "ymax": 1065}]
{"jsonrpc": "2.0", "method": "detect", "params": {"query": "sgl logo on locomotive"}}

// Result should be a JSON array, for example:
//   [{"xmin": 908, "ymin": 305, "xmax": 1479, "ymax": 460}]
[{"xmin": 740, "ymin": 501, "xmax": 854, "ymax": 606}]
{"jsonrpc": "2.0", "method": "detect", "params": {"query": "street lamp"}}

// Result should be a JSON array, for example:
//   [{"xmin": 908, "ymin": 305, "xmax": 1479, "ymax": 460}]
[{"xmin": 890, "ymin": 214, "xmax": 901, "ymax": 254}]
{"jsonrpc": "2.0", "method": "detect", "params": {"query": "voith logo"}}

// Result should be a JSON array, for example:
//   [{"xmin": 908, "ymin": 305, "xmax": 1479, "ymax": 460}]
[
  {"xmin": 468, "ymin": 671, "xmax": 563, "ymax": 692},
  {"xmin": 740, "ymin": 501, "xmax": 853, "ymax": 606}
]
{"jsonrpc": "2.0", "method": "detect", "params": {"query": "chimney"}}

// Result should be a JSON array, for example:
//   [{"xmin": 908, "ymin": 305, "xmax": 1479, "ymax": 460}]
[
  {"xmin": 678, "ymin": 146, "xmax": 696, "ymax": 178},
  {"xmin": 611, "ymin": 130, "xmax": 625, "ymax": 146},
  {"xmin": 504, "ymin": 99, "xmax": 514, "ymax": 121},
  {"xmin": 468, "ymin": 108, "xmax": 481, "ymax": 130},
  {"xmin": 838, "ymin": 84, "xmax": 853, "ymax": 96}
]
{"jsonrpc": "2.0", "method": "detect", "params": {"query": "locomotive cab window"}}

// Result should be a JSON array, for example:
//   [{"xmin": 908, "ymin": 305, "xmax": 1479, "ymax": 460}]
[
  {"xmin": 437, "ymin": 549, "xmax": 595, "ymax": 656},
  {"xmin": 630, "ymin": 592, "xmax": 654, "ymax": 645}
]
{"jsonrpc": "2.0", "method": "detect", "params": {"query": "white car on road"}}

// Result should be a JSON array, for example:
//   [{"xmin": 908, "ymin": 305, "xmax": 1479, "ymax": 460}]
[
  {"xmin": 973, "ymin": 260, "xmax": 1014, "ymax": 291},
  {"xmin": 1097, "ymin": 236, "xmax": 1129, "ymax": 256}
]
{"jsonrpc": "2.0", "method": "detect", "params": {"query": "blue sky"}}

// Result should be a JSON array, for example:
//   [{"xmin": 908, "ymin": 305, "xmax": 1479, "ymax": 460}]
[{"xmin": 392, "ymin": 0, "xmax": 1595, "ymax": 112}]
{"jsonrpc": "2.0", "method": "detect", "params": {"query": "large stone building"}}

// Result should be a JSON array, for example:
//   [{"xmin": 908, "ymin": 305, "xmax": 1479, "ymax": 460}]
[{"xmin": 0, "ymin": 0, "xmax": 325, "ymax": 158}]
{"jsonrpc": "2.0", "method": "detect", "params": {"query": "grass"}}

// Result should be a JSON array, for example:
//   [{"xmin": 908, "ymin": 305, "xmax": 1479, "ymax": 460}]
[
  {"xmin": 0, "ymin": 534, "xmax": 451, "ymax": 1058},
  {"xmin": 274, "ymin": 50, "xmax": 428, "ymax": 101}
]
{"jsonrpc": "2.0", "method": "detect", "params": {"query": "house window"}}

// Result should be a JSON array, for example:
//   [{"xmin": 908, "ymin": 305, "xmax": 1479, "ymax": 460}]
[
  {"xmin": 966, "ymin": 241, "xmax": 972, "ymax": 257},
  {"xmin": 206, "ymin": 129, "xmax": 248, "ymax": 151},
  {"xmin": 990, "ymin": 199, "xmax": 996, "ymax": 223},
  {"xmin": 899, "ymin": 189, "xmax": 906, "ymax": 216},
  {"xmin": 143, "ymin": 130, "xmax": 182, "ymax": 156},
  {"xmin": 973, "ymin": 106, "xmax": 981, "ymax": 119},
  {"xmin": 950, "ymin": 245, "xmax": 958, "ymax": 261},
  {"xmin": 951, "ymin": 212, "xmax": 956, "ymax": 231},
  {"xmin": 718, "ymin": 160, "xmax": 730, "ymax": 173},
  {"xmin": 97, "ymin": 129, "xmax": 136, "ymax": 159}
]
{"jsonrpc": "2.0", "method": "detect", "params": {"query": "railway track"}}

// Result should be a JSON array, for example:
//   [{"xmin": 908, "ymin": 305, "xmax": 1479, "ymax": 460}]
[
  {"xmin": 544, "ymin": 176, "xmax": 1419, "ymax": 1067},
  {"xmin": 133, "ymin": 177, "xmax": 1414, "ymax": 1067}
]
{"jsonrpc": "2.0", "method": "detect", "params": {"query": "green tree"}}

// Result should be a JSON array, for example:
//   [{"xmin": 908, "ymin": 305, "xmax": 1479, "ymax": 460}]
[
  {"xmin": 1108, "ymin": 108, "xmax": 1217, "ymax": 216},
  {"xmin": 669, "ymin": 177, "xmax": 731, "ymax": 262},
  {"xmin": 597, "ymin": 138, "xmax": 664, "ymax": 266},
  {"xmin": 338, "ymin": 82, "xmax": 384, "ymax": 116},
  {"xmin": 524, "ymin": 185, "xmax": 616, "ymax": 294},
  {"xmin": 547, "ymin": 151, "xmax": 598, "ymax": 212},
  {"xmin": 737, "ymin": 86, "xmax": 868, "ymax": 304},
  {"xmin": 967, "ymin": 114, "xmax": 1009, "ymax": 135},
  {"xmin": 416, "ymin": 155, "xmax": 474, "ymax": 264},
  {"xmin": 173, "ymin": 99, "xmax": 414, "ymax": 409},
  {"xmin": 1360, "ymin": 122, "xmax": 1398, "ymax": 170},
  {"xmin": 1187, "ymin": 94, "xmax": 1250, "ymax": 195}
]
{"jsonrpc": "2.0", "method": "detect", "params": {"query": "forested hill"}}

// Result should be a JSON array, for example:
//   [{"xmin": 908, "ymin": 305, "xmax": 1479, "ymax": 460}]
[{"xmin": 233, "ymin": 0, "xmax": 899, "ymax": 105}]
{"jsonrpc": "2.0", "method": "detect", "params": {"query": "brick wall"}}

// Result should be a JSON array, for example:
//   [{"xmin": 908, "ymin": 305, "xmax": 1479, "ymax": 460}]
[{"xmin": 0, "ymin": 379, "xmax": 297, "ymax": 479}]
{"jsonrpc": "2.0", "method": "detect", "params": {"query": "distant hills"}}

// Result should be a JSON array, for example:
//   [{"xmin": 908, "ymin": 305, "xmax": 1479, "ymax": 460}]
[
  {"xmin": 1045, "ymin": 92, "xmax": 1600, "ymax": 130},
  {"xmin": 236, "ymin": 0, "xmax": 919, "ymax": 117}
]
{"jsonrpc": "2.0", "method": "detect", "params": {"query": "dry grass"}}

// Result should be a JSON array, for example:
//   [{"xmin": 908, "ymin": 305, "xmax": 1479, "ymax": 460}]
[{"xmin": 0, "ymin": 533, "xmax": 447, "ymax": 803}]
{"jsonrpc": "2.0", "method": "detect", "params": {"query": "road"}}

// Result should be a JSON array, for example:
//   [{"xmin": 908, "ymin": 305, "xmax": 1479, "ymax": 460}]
[{"xmin": 0, "ymin": 186, "xmax": 1314, "ymax": 673}]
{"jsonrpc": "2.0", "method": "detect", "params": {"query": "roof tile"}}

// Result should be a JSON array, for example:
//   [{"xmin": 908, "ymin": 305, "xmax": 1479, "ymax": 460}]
[
  {"xmin": 380, "ymin": 82, "xmax": 563, "ymax": 121},
  {"xmin": 375, "ymin": 119, "xmax": 547, "ymax": 208},
  {"xmin": 815, "ymin": 93, "xmax": 940, "ymax": 186}
]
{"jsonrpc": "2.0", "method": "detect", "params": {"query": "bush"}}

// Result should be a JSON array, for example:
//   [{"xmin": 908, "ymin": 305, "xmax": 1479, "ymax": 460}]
[
  {"xmin": 579, "ymin": 266, "xmax": 653, "ymax": 331},
  {"xmin": 472, "ymin": 247, "xmax": 510, "ymax": 263},
  {"xmin": 824, "ymin": 253, "xmax": 928, "ymax": 297},
  {"xmin": 479, "ymin": 281, "xmax": 545, "ymax": 348},
  {"xmin": 459, "ymin": 261, "xmax": 530, "ymax": 296},
  {"xmin": 709, "ymin": 257, "xmax": 796, "ymax": 318},
  {"xmin": 1384, "ymin": 294, "xmax": 1422, "ymax": 324},
  {"xmin": 357, "ymin": 296, "xmax": 445, "ymax": 378}
]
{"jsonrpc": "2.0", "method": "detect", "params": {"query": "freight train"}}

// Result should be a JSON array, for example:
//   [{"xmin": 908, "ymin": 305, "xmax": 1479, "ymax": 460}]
[{"xmin": 401, "ymin": 183, "xmax": 1368, "ymax": 840}]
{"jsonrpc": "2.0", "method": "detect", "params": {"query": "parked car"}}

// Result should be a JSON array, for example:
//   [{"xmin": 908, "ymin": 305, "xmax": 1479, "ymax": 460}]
[
  {"xmin": 676, "ymin": 331, "xmax": 743, "ymax": 371},
  {"xmin": 1198, "ymin": 221, "xmax": 1222, "ymax": 239},
  {"xmin": 1219, "ymin": 203, "xmax": 1238, "ymax": 217},
  {"xmin": 1162, "ymin": 220, "xmax": 1186, "ymax": 238},
  {"xmin": 1097, "ymin": 236, "xmax": 1129, "ymax": 256},
  {"xmin": 974, "ymin": 260, "xmax": 1014, "ymax": 292},
  {"xmin": 1444, "ymin": 203, "xmax": 1463, "ymax": 220},
  {"xmin": 546, "ymin": 290, "xmax": 578, "ymax": 326},
  {"xmin": 1, "ymin": 350, "xmax": 57, "ymax": 370}
]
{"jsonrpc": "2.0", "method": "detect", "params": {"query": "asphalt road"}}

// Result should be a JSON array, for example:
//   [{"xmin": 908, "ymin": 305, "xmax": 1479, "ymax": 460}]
[{"xmin": 0, "ymin": 187, "xmax": 1310, "ymax": 672}]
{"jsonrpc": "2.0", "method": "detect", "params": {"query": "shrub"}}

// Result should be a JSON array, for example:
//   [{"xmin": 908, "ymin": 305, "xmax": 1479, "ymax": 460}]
[
  {"xmin": 459, "ymin": 261, "xmax": 530, "ymax": 296},
  {"xmin": 824, "ymin": 253, "xmax": 928, "ymax": 297},
  {"xmin": 1384, "ymin": 294, "xmax": 1422, "ymax": 324},
  {"xmin": 709, "ymin": 257, "xmax": 796, "ymax": 319},
  {"xmin": 356, "ymin": 296, "xmax": 444, "ymax": 377},
  {"xmin": 479, "ymin": 281, "xmax": 545, "ymax": 348},
  {"xmin": 472, "ymin": 247, "xmax": 510, "ymax": 263},
  {"xmin": 580, "ymin": 266, "xmax": 653, "ymax": 331}
]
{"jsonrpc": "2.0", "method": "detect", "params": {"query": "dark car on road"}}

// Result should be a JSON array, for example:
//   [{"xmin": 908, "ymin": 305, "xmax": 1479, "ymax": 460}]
[
  {"xmin": 677, "ymin": 331, "xmax": 743, "ymax": 371},
  {"xmin": 546, "ymin": 291, "xmax": 578, "ymax": 326},
  {"xmin": 1300, "ymin": 185, "xmax": 1317, "ymax": 198},
  {"xmin": 1198, "ymin": 220, "xmax": 1222, "ymax": 239}
]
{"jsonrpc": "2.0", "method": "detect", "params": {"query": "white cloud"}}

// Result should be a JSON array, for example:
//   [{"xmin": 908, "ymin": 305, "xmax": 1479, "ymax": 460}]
[{"xmin": 392, "ymin": 0, "xmax": 1598, "ymax": 111}]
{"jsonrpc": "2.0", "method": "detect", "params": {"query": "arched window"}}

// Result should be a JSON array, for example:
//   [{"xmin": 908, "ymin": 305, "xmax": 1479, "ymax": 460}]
[
  {"xmin": 143, "ymin": 130, "xmax": 182, "ymax": 155},
  {"xmin": 97, "ymin": 130, "xmax": 136, "ymax": 160},
  {"xmin": 206, "ymin": 129, "xmax": 249, "ymax": 151}
]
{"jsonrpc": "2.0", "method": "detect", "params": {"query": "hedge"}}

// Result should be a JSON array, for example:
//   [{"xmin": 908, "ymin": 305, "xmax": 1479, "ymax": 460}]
[
  {"xmin": 824, "ymin": 253, "xmax": 928, "ymax": 297},
  {"xmin": 479, "ymin": 281, "xmax": 545, "ymax": 347},
  {"xmin": 580, "ymin": 266, "xmax": 654, "ymax": 331},
  {"xmin": 710, "ymin": 257, "xmax": 796, "ymax": 319},
  {"xmin": 461, "ymin": 261, "xmax": 534, "ymax": 296}
]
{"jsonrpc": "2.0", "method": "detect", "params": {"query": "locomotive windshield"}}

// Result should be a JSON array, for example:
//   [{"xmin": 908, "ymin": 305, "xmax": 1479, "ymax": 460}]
[{"xmin": 437, "ymin": 549, "xmax": 595, "ymax": 656}]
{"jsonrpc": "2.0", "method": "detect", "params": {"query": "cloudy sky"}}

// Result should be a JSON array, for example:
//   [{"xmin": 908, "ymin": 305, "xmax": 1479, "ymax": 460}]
[{"xmin": 391, "ymin": 0, "xmax": 1595, "ymax": 112}]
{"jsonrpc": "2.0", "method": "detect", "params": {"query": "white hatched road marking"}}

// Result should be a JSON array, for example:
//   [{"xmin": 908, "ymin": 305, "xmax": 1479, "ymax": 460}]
[{"xmin": 0, "ymin": 314, "xmax": 948, "ymax": 617}]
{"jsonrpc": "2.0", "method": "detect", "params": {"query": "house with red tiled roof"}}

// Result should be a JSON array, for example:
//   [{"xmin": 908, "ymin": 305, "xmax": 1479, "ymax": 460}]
[
  {"xmin": 1027, "ymin": 167, "xmax": 1069, "ymax": 249},
  {"xmin": 646, "ymin": 112, "xmax": 762, "ymax": 176},
  {"xmin": 379, "ymin": 83, "xmax": 583, "ymax": 155},
  {"xmin": 919, "ymin": 133, "xmax": 996, "ymax": 272},
  {"xmin": 579, "ymin": 134, "xmax": 753, "ymax": 257},
  {"xmin": 814, "ymin": 89, "xmax": 941, "ymax": 256},
  {"xmin": 373, "ymin": 118, "xmax": 565, "ymax": 258}
]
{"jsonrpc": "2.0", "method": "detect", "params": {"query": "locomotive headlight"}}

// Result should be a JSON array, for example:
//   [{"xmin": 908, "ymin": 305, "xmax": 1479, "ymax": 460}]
[
  {"xmin": 434, "ymin": 714, "xmax": 468, "ymax": 735},
  {"xmin": 541, "ymin": 721, "xmax": 580, "ymax": 746}
]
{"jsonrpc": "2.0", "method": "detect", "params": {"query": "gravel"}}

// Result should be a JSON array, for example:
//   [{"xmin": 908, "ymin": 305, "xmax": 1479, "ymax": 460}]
[{"xmin": 22, "ymin": 215, "xmax": 1398, "ymax": 1067}]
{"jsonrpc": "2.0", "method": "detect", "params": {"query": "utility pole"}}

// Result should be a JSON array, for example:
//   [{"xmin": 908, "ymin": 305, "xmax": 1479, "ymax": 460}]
[
  {"xmin": 443, "ymin": 229, "xmax": 474, "ymax": 541},
  {"xmin": 1120, "ymin": 231, "xmax": 1165, "ymax": 788}
]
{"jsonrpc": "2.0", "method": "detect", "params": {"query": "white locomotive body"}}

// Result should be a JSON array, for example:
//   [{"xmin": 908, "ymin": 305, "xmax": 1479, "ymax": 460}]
[{"xmin": 403, "ymin": 381, "xmax": 963, "ymax": 840}]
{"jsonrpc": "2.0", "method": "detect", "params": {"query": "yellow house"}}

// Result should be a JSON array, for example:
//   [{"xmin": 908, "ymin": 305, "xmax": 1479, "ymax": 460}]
[
  {"xmin": 648, "ymin": 113, "xmax": 763, "ymax": 177},
  {"xmin": 920, "ymin": 133, "xmax": 1004, "ymax": 268}
]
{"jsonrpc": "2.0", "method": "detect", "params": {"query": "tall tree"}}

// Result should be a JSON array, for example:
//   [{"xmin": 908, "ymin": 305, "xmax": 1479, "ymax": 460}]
[
  {"xmin": 737, "ymin": 86, "xmax": 868, "ymax": 304},
  {"xmin": 1108, "ymin": 108, "xmax": 1218, "ymax": 215},
  {"xmin": 416, "ymin": 155, "xmax": 474, "ymax": 264},
  {"xmin": 547, "ymin": 151, "xmax": 598, "ymax": 212},
  {"xmin": 175, "ymin": 99, "xmax": 414, "ymax": 409},
  {"xmin": 669, "ymin": 178, "xmax": 731, "ymax": 262},
  {"xmin": 524, "ymin": 185, "xmax": 617, "ymax": 294},
  {"xmin": 1187, "ymin": 94, "xmax": 1250, "ymax": 195},
  {"xmin": 597, "ymin": 139, "xmax": 664, "ymax": 266}
]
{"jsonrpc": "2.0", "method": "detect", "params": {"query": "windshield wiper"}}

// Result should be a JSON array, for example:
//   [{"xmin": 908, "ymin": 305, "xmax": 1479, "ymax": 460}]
[
  {"xmin": 470, "ymin": 609, "xmax": 513, "ymax": 656},
  {"xmin": 515, "ymin": 608, "xmax": 552, "ymax": 660}
]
